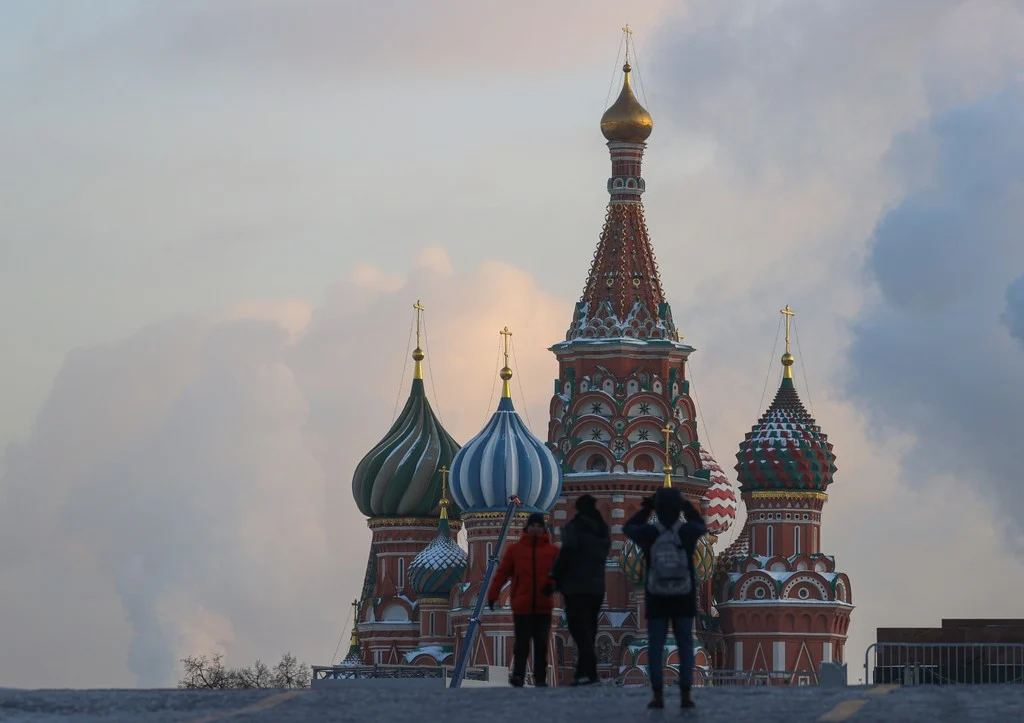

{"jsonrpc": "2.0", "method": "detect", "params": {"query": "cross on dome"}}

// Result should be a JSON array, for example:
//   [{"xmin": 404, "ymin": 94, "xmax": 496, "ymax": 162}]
[{"xmin": 780, "ymin": 304, "xmax": 796, "ymax": 379}]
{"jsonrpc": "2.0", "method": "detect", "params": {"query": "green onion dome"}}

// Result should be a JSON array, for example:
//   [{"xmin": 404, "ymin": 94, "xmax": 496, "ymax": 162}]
[{"xmin": 352, "ymin": 369, "xmax": 461, "ymax": 518}]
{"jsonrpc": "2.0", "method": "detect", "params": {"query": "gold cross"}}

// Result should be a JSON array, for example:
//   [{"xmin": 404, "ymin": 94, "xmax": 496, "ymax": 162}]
[
  {"xmin": 676, "ymin": 330, "xmax": 685, "ymax": 343},
  {"xmin": 622, "ymin": 24, "xmax": 633, "ymax": 64},
  {"xmin": 500, "ymin": 326, "xmax": 513, "ymax": 367},
  {"xmin": 780, "ymin": 304, "xmax": 795, "ymax": 355},
  {"xmin": 439, "ymin": 465, "xmax": 450, "ymax": 519},
  {"xmin": 413, "ymin": 300, "xmax": 424, "ymax": 348}
]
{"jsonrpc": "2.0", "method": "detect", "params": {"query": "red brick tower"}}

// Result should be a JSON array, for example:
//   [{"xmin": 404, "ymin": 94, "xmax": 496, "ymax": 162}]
[
  {"xmin": 714, "ymin": 307, "xmax": 854, "ymax": 684},
  {"xmin": 546, "ymin": 33, "xmax": 717, "ymax": 684}
]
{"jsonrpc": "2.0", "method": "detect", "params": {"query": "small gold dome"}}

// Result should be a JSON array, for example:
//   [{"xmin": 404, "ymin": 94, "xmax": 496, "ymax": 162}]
[
  {"xmin": 600, "ymin": 63, "xmax": 654, "ymax": 143},
  {"xmin": 781, "ymin": 352, "xmax": 795, "ymax": 367}
]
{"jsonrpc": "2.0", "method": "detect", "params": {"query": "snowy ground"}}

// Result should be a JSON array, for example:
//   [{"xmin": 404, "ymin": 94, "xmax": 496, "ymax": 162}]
[{"xmin": 0, "ymin": 683, "xmax": 1021, "ymax": 722}]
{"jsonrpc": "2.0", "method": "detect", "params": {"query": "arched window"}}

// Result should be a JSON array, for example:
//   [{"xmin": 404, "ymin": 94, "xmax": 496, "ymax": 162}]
[
  {"xmin": 766, "ymin": 526, "xmax": 775, "ymax": 557},
  {"xmin": 429, "ymin": 613, "xmax": 435, "ymax": 636},
  {"xmin": 587, "ymin": 455, "xmax": 608, "ymax": 472},
  {"xmin": 812, "ymin": 527, "xmax": 818, "ymax": 553},
  {"xmin": 486, "ymin": 542, "xmax": 493, "ymax": 561},
  {"xmin": 633, "ymin": 454, "xmax": 655, "ymax": 472},
  {"xmin": 398, "ymin": 558, "xmax": 405, "ymax": 589},
  {"xmin": 793, "ymin": 527, "xmax": 801, "ymax": 556}
]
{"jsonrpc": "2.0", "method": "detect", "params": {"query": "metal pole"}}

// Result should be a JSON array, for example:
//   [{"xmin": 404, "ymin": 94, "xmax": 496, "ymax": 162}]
[{"xmin": 448, "ymin": 495, "xmax": 522, "ymax": 689}]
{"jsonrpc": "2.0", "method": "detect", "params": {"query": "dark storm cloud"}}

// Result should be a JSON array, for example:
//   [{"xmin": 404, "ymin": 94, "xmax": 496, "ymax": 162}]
[
  {"xmin": 1002, "ymin": 274, "xmax": 1024, "ymax": 345},
  {"xmin": 848, "ymin": 83, "xmax": 1024, "ymax": 547}
]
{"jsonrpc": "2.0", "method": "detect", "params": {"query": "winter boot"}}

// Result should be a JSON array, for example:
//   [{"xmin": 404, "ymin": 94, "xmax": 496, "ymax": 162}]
[
  {"xmin": 647, "ymin": 687, "xmax": 665, "ymax": 709},
  {"xmin": 680, "ymin": 685, "xmax": 695, "ymax": 708}
]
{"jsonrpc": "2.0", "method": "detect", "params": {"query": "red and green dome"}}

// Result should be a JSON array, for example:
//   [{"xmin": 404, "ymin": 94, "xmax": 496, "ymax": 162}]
[{"xmin": 735, "ymin": 376, "xmax": 836, "ymax": 493}]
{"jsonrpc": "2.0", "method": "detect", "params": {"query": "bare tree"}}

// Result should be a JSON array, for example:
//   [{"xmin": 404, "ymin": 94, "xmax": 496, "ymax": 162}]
[{"xmin": 178, "ymin": 652, "xmax": 310, "ymax": 689}]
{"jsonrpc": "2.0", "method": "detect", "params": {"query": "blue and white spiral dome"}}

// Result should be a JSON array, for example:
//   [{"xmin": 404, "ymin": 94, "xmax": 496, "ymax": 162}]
[{"xmin": 449, "ymin": 384, "xmax": 562, "ymax": 514}]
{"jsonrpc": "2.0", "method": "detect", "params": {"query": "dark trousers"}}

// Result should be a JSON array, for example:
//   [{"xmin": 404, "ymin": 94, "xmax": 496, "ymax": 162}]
[
  {"xmin": 512, "ymin": 614, "xmax": 551, "ymax": 684},
  {"xmin": 565, "ymin": 593, "xmax": 603, "ymax": 680},
  {"xmin": 647, "ymin": 616, "xmax": 694, "ymax": 691}
]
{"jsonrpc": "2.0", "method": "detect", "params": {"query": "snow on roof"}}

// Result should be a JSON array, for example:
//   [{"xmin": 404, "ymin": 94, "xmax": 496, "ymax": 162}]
[
  {"xmin": 403, "ymin": 645, "xmax": 452, "ymax": 664},
  {"xmin": 604, "ymin": 611, "xmax": 631, "ymax": 628}
]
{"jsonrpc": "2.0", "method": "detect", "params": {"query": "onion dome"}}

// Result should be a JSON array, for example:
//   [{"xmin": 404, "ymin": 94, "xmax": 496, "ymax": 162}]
[
  {"xmin": 621, "ymin": 534, "xmax": 647, "ymax": 587},
  {"xmin": 600, "ymin": 62, "xmax": 653, "ymax": 143},
  {"xmin": 735, "ymin": 309, "xmax": 836, "ymax": 492},
  {"xmin": 449, "ymin": 327, "xmax": 562, "ymax": 513},
  {"xmin": 620, "ymin": 519, "xmax": 715, "ymax": 587},
  {"xmin": 352, "ymin": 306, "xmax": 461, "ymax": 518},
  {"xmin": 408, "ymin": 468, "xmax": 467, "ymax": 597},
  {"xmin": 698, "ymin": 447, "xmax": 738, "ymax": 535},
  {"xmin": 694, "ymin": 534, "xmax": 715, "ymax": 585}
]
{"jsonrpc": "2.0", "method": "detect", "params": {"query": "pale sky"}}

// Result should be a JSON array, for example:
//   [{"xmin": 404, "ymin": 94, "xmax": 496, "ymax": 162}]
[{"xmin": 2, "ymin": 0, "xmax": 1024, "ymax": 688}]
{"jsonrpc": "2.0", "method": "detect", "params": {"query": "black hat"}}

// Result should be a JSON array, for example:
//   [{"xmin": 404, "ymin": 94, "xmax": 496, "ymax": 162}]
[
  {"xmin": 575, "ymin": 494, "xmax": 597, "ymax": 512},
  {"xmin": 524, "ymin": 512, "xmax": 546, "ymax": 530}
]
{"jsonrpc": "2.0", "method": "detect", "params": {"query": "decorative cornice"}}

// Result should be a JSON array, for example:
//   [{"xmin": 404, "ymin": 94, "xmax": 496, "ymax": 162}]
[
  {"xmin": 367, "ymin": 517, "xmax": 463, "ymax": 530},
  {"xmin": 415, "ymin": 597, "xmax": 449, "ymax": 606},
  {"xmin": 461, "ymin": 510, "xmax": 533, "ymax": 522},
  {"xmin": 747, "ymin": 491, "xmax": 828, "ymax": 502}
]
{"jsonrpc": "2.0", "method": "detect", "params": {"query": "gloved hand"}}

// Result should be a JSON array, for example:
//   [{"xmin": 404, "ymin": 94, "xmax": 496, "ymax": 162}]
[
  {"xmin": 487, "ymin": 599, "xmax": 496, "ymax": 611},
  {"xmin": 542, "ymin": 582, "xmax": 555, "ymax": 596}
]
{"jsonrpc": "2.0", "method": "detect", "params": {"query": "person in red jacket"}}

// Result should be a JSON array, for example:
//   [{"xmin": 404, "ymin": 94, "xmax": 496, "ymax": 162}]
[{"xmin": 487, "ymin": 511, "xmax": 560, "ymax": 687}]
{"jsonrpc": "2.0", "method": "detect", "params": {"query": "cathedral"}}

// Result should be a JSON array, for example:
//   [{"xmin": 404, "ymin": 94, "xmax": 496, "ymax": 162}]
[{"xmin": 342, "ymin": 44, "xmax": 854, "ymax": 686}]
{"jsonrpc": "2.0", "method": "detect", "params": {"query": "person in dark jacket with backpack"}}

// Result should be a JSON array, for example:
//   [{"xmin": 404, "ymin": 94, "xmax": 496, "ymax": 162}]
[
  {"xmin": 487, "ymin": 511, "xmax": 560, "ymax": 687},
  {"xmin": 624, "ymin": 487, "xmax": 707, "ymax": 709},
  {"xmin": 550, "ymin": 494, "xmax": 612, "ymax": 685}
]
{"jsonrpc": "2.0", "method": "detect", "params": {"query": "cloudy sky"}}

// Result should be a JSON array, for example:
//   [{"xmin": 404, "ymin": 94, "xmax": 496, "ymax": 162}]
[{"xmin": 2, "ymin": 0, "xmax": 1023, "ymax": 688}]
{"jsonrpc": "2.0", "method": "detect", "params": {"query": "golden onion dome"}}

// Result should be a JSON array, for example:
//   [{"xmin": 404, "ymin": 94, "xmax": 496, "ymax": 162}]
[{"xmin": 600, "ymin": 63, "xmax": 654, "ymax": 143}]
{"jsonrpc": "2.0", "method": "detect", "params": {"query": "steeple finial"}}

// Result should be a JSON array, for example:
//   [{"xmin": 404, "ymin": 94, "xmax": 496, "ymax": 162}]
[
  {"xmin": 439, "ymin": 465, "xmax": 450, "ymax": 521},
  {"xmin": 412, "ymin": 300, "xmax": 425, "ymax": 380},
  {"xmin": 349, "ymin": 599, "xmax": 360, "ymax": 645},
  {"xmin": 780, "ymin": 305, "xmax": 796, "ymax": 380},
  {"xmin": 499, "ymin": 326, "xmax": 513, "ymax": 399},
  {"xmin": 661, "ymin": 422, "xmax": 674, "ymax": 488},
  {"xmin": 600, "ymin": 26, "xmax": 653, "ymax": 143}
]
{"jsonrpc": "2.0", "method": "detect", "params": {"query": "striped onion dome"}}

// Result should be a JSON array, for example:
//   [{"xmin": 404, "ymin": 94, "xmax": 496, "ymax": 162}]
[
  {"xmin": 698, "ymin": 447, "xmax": 738, "ymax": 535},
  {"xmin": 735, "ymin": 371, "xmax": 836, "ymax": 493},
  {"xmin": 449, "ymin": 359, "xmax": 562, "ymax": 513},
  {"xmin": 408, "ymin": 496, "xmax": 467, "ymax": 597},
  {"xmin": 352, "ymin": 349, "xmax": 461, "ymax": 518},
  {"xmin": 620, "ymin": 515, "xmax": 715, "ymax": 586}
]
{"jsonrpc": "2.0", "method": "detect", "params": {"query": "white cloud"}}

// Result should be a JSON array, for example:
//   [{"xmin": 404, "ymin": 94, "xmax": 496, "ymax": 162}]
[{"xmin": 0, "ymin": 249, "xmax": 569, "ymax": 687}]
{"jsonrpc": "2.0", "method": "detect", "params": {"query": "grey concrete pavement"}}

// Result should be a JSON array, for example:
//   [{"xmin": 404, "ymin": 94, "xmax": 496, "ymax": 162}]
[{"xmin": 0, "ymin": 684, "xmax": 1021, "ymax": 722}]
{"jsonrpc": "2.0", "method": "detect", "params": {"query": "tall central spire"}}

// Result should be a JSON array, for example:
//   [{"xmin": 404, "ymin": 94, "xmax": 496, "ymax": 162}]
[{"xmin": 564, "ymin": 29, "xmax": 679, "ymax": 343}]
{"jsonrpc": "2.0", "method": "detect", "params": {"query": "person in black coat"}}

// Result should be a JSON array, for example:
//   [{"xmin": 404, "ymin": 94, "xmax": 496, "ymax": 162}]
[
  {"xmin": 624, "ymin": 487, "xmax": 707, "ymax": 709},
  {"xmin": 550, "ymin": 494, "xmax": 612, "ymax": 685}
]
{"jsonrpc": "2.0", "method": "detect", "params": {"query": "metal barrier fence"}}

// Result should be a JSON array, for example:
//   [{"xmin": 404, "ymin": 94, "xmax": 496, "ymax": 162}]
[
  {"xmin": 697, "ymin": 669, "xmax": 820, "ymax": 686},
  {"xmin": 864, "ymin": 643, "xmax": 1024, "ymax": 685},
  {"xmin": 311, "ymin": 664, "xmax": 487, "ymax": 682},
  {"xmin": 615, "ymin": 668, "xmax": 819, "ymax": 687}
]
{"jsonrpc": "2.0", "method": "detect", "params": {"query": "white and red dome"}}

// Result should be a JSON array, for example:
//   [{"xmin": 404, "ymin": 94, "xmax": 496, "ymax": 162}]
[{"xmin": 699, "ymin": 447, "xmax": 738, "ymax": 535}]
